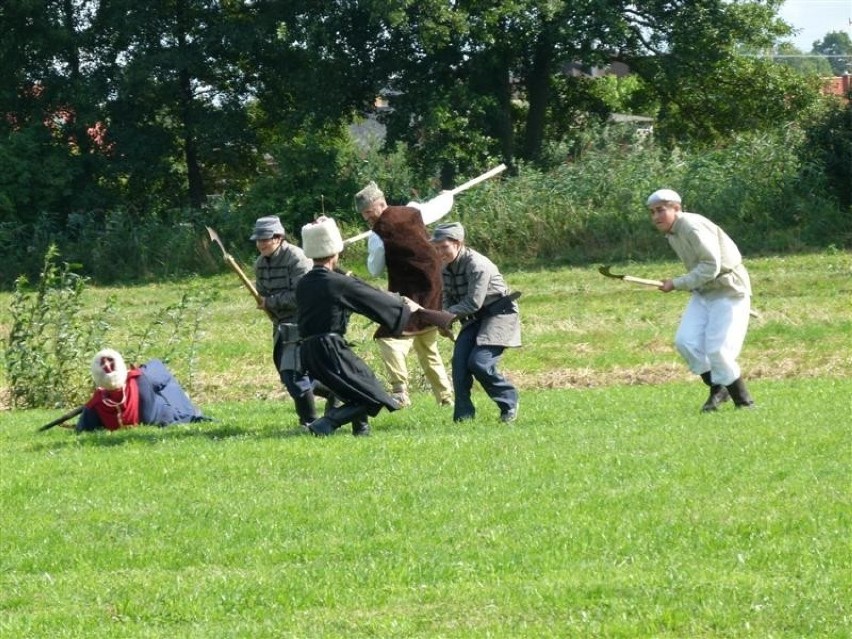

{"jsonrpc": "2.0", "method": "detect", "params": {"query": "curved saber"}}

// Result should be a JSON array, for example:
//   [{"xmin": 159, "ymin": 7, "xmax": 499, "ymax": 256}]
[{"xmin": 342, "ymin": 164, "xmax": 508, "ymax": 247}]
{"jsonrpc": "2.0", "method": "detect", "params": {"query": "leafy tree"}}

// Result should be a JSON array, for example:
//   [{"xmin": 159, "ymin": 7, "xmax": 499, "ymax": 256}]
[
  {"xmin": 288, "ymin": 0, "xmax": 818, "ymax": 180},
  {"xmin": 812, "ymin": 31, "xmax": 852, "ymax": 76},
  {"xmin": 772, "ymin": 42, "xmax": 833, "ymax": 76},
  {"xmin": 0, "ymin": 0, "xmax": 263, "ymax": 216},
  {"xmin": 0, "ymin": 0, "xmax": 116, "ymax": 222},
  {"xmin": 802, "ymin": 97, "xmax": 852, "ymax": 210},
  {"xmin": 91, "ymin": 0, "xmax": 260, "ymax": 209}
]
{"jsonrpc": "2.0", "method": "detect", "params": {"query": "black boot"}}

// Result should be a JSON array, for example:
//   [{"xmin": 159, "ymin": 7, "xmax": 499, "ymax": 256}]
[
  {"xmin": 312, "ymin": 381, "xmax": 340, "ymax": 416},
  {"xmin": 726, "ymin": 377, "xmax": 755, "ymax": 409},
  {"xmin": 307, "ymin": 416, "xmax": 337, "ymax": 437},
  {"xmin": 351, "ymin": 416, "xmax": 371, "ymax": 437},
  {"xmin": 308, "ymin": 403, "xmax": 369, "ymax": 437},
  {"xmin": 293, "ymin": 392, "xmax": 318, "ymax": 428},
  {"xmin": 700, "ymin": 372, "xmax": 730, "ymax": 413}
]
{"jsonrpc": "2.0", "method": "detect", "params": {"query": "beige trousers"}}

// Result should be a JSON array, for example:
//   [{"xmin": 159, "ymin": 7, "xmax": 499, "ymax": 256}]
[{"xmin": 376, "ymin": 327, "xmax": 453, "ymax": 403}]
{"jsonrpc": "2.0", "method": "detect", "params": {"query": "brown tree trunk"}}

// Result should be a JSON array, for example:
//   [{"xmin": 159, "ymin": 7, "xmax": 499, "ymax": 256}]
[{"xmin": 522, "ymin": 32, "xmax": 553, "ymax": 163}]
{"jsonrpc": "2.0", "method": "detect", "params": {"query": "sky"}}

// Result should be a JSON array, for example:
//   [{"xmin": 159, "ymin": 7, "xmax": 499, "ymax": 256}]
[{"xmin": 778, "ymin": 0, "xmax": 852, "ymax": 51}]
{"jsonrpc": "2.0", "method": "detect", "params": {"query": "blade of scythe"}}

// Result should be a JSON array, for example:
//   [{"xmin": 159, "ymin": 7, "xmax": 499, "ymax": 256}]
[
  {"xmin": 598, "ymin": 265, "xmax": 761, "ymax": 319},
  {"xmin": 598, "ymin": 265, "xmax": 664, "ymax": 288},
  {"xmin": 206, "ymin": 226, "xmax": 274, "ymax": 319}
]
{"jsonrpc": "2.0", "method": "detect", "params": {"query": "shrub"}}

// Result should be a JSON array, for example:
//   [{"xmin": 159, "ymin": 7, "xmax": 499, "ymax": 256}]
[
  {"xmin": 3, "ymin": 245, "xmax": 213, "ymax": 409},
  {"xmin": 4, "ymin": 245, "xmax": 113, "ymax": 409}
]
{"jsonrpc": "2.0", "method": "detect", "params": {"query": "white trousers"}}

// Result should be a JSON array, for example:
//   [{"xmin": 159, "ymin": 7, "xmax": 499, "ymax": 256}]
[{"xmin": 674, "ymin": 293, "xmax": 751, "ymax": 387}]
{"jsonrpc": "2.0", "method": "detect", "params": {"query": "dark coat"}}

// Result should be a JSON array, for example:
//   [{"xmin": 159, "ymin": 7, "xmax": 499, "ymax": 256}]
[
  {"xmin": 371, "ymin": 205, "xmax": 443, "ymax": 336},
  {"xmin": 296, "ymin": 266, "xmax": 411, "ymax": 414}
]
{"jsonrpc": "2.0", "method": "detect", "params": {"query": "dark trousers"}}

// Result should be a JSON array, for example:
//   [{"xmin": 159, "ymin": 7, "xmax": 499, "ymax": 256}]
[
  {"xmin": 451, "ymin": 322, "xmax": 518, "ymax": 420},
  {"xmin": 274, "ymin": 338, "xmax": 317, "ymax": 425}
]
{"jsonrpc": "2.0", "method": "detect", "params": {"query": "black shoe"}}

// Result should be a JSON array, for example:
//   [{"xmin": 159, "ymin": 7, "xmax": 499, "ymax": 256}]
[
  {"xmin": 726, "ymin": 377, "xmax": 755, "ymax": 409},
  {"xmin": 352, "ymin": 421, "xmax": 371, "ymax": 437},
  {"xmin": 308, "ymin": 417, "xmax": 336, "ymax": 437},
  {"xmin": 701, "ymin": 385, "xmax": 730, "ymax": 412}
]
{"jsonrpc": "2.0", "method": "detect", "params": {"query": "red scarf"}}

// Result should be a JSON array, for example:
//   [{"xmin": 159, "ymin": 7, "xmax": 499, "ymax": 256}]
[{"xmin": 85, "ymin": 369, "xmax": 143, "ymax": 431}]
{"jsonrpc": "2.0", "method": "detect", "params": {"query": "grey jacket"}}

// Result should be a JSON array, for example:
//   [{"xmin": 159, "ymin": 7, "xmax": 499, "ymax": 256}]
[
  {"xmin": 254, "ymin": 243, "xmax": 313, "ymax": 323},
  {"xmin": 442, "ymin": 246, "xmax": 521, "ymax": 348},
  {"xmin": 255, "ymin": 243, "xmax": 312, "ymax": 369},
  {"xmin": 667, "ymin": 212, "xmax": 751, "ymax": 299}
]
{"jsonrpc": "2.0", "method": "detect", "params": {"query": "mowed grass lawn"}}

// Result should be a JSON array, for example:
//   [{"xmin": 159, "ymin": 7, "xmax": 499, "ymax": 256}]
[{"xmin": 1, "ymin": 251, "xmax": 850, "ymax": 637}]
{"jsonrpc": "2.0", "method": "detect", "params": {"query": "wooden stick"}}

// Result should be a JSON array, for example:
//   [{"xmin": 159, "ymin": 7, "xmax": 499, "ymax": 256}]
[
  {"xmin": 206, "ymin": 226, "xmax": 274, "ymax": 319},
  {"xmin": 37, "ymin": 406, "xmax": 84, "ymax": 432}
]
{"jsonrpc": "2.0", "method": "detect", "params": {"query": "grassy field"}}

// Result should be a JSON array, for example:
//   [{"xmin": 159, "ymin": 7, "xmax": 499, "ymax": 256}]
[{"xmin": 1, "ymin": 251, "xmax": 850, "ymax": 637}]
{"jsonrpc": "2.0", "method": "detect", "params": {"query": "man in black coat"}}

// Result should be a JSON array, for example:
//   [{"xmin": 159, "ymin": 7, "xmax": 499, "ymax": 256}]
[{"xmin": 296, "ymin": 216, "xmax": 452, "ymax": 437}]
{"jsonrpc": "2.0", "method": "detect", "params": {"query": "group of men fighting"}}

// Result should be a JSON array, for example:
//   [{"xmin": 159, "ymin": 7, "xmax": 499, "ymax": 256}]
[
  {"xmin": 257, "ymin": 181, "xmax": 521, "ymax": 437},
  {"xmin": 72, "ymin": 182, "xmax": 755, "ymax": 436}
]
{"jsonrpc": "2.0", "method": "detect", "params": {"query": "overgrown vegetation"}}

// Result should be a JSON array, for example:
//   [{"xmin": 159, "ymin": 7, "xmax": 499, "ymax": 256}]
[
  {"xmin": 5, "ymin": 1, "xmax": 848, "ymax": 291},
  {"xmin": 3, "ymin": 246, "xmax": 212, "ymax": 409},
  {"xmin": 4, "ymin": 245, "xmax": 112, "ymax": 408},
  {"xmin": 2, "ymin": 114, "xmax": 850, "ymax": 289}
]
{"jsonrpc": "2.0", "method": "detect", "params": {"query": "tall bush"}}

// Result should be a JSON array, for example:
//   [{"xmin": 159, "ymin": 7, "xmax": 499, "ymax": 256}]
[
  {"xmin": 4, "ymin": 245, "xmax": 113, "ymax": 409},
  {"xmin": 3, "ymin": 245, "xmax": 213, "ymax": 409}
]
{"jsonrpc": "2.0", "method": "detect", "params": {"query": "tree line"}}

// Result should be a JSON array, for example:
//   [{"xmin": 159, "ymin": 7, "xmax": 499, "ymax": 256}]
[{"xmin": 1, "ymin": 0, "xmax": 849, "ymax": 287}]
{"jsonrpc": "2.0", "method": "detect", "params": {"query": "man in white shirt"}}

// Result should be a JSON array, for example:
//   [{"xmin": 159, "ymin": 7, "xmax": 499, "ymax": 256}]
[{"xmin": 648, "ymin": 188, "xmax": 755, "ymax": 411}]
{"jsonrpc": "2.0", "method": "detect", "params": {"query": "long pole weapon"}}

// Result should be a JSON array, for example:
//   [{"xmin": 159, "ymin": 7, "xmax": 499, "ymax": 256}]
[
  {"xmin": 342, "ymin": 163, "xmax": 508, "ymax": 247},
  {"xmin": 206, "ymin": 226, "xmax": 275, "ymax": 320},
  {"xmin": 37, "ymin": 406, "xmax": 84, "ymax": 432}
]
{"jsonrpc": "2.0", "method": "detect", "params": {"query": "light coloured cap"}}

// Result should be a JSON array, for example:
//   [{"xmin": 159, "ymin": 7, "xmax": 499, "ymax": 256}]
[
  {"xmin": 430, "ymin": 222, "xmax": 465, "ymax": 243},
  {"xmin": 355, "ymin": 181, "xmax": 385, "ymax": 212},
  {"xmin": 250, "ymin": 216, "xmax": 286, "ymax": 240},
  {"xmin": 646, "ymin": 189, "xmax": 682, "ymax": 207},
  {"xmin": 301, "ymin": 216, "xmax": 344, "ymax": 259},
  {"xmin": 91, "ymin": 348, "xmax": 128, "ymax": 390}
]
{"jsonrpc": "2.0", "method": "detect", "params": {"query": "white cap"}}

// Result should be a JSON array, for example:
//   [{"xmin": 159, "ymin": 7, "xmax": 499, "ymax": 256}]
[
  {"xmin": 646, "ymin": 189, "xmax": 682, "ymax": 207},
  {"xmin": 91, "ymin": 349, "xmax": 128, "ymax": 390}
]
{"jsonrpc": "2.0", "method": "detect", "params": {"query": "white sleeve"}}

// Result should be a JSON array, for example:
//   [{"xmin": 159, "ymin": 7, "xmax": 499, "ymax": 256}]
[
  {"xmin": 409, "ymin": 192, "xmax": 454, "ymax": 226},
  {"xmin": 366, "ymin": 231, "xmax": 386, "ymax": 277}
]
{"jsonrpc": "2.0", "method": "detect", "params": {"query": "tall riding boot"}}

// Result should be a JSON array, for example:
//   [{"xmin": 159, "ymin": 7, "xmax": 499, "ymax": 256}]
[
  {"xmin": 725, "ymin": 377, "xmax": 755, "ymax": 409},
  {"xmin": 699, "ymin": 371, "xmax": 730, "ymax": 412},
  {"xmin": 324, "ymin": 394, "xmax": 341, "ymax": 416},
  {"xmin": 293, "ymin": 392, "xmax": 318, "ymax": 427},
  {"xmin": 311, "ymin": 380, "xmax": 340, "ymax": 416}
]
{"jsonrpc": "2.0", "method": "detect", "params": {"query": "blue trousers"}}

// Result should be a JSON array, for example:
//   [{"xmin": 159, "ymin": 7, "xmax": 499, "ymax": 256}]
[{"xmin": 451, "ymin": 321, "xmax": 518, "ymax": 421}]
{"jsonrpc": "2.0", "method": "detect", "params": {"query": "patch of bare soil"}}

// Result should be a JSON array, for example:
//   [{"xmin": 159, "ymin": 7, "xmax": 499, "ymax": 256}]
[{"xmin": 3, "ymin": 352, "xmax": 848, "ymax": 410}]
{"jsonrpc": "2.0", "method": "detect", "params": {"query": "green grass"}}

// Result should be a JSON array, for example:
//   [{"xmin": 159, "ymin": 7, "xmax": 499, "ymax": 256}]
[
  {"xmin": 1, "ymin": 251, "xmax": 851, "ymax": 637},
  {"xmin": 2, "ymin": 382, "xmax": 849, "ymax": 637}
]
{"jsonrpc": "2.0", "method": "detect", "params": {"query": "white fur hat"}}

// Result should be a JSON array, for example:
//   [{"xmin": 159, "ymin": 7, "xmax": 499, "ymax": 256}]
[
  {"xmin": 301, "ymin": 216, "xmax": 344, "ymax": 259},
  {"xmin": 91, "ymin": 348, "xmax": 128, "ymax": 390},
  {"xmin": 646, "ymin": 189, "xmax": 682, "ymax": 207}
]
